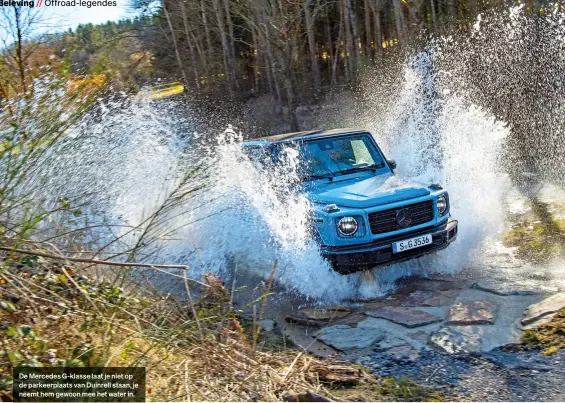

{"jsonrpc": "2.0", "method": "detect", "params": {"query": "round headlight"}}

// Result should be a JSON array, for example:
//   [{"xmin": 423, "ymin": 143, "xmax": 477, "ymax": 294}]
[
  {"xmin": 338, "ymin": 217, "xmax": 358, "ymax": 236},
  {"xmin": 437, "ymin": 195, "xmax": 448, "ymax": 215}
]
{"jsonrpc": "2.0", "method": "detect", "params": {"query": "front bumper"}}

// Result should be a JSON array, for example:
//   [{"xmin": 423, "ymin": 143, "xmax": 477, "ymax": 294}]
[{"xmin": 322, "ymin": 219, "xmax": 458, "ymax": 274}]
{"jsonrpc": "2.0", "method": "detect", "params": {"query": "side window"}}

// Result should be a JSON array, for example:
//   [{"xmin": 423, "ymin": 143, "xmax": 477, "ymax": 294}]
[{"xmin": 351, "ymin": 139, "xmax": 375, "ymax": 165}]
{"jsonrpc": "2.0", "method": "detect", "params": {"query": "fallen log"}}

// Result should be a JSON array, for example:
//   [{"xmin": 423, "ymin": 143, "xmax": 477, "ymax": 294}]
[
  {"xmin": 282, "ymin": 391, "xmax": 332, "ymax": 402},
  {"xmin": 285, "ymin": 315, "xmax": 325, "ymax": 327},
  {"xmin": 308, "ymin": 362, "xmax": 361, "ymax": 383}
]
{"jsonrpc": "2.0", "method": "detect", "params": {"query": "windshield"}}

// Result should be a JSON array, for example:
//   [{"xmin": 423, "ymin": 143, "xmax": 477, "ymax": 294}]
[{"xmin": 276, "ymin": 134, "xmax": 385, "ymax": 181}]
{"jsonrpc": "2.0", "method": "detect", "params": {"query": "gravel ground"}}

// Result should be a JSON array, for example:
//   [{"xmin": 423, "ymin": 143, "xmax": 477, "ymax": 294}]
[{"xmin": 360, "ymin": 347, "xmax": 565, "ymax": 401}]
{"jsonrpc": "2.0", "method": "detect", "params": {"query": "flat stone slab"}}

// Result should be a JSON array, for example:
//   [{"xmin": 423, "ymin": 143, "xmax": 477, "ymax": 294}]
[
  {"xmin": 316, "ymin": 324, "xmax": 385, "ymax": 351},
  {"xmin": 397, "ymin": 277, "xmax": 467, "ymax": 291},
  {"xmin": 447, "ymin": 300, "xmax": 498, "ymax": 325},
  {"xmin": 298, "ymin": 307, "xmax": 351, "ymax": 321},
  {"xmin": 282, "ymin": 325, "xmax": 337, "ymax": 358},
  {"xmin": 430, "ymin": 326, "xmax": 483, "ymax": 353},
  {"xmin": 372, "ymin": 337, "xmax": 411, "ymax": 352},
  {"xmin": 471, "ymin": 281, "xmax": 540, "ymax": 296},
  {"xmin": 521, "ymin": 293, "xmax": 565, "ymax": 326},
  {"xmin": 365, "ymin": 306, "xmax": 443, "ymax": 328},
  {"xmin": 401, "ymin": 289, "xmax": 459, "ymax": 307}
]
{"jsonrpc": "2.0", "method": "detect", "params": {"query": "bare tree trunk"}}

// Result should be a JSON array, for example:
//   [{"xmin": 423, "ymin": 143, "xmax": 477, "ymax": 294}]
[
  {"xmin": 13, "ymin": 8, "xmax": 26, "ymax": 95},
  {"xmin": 345, "ymin": 0, "xmax": 361, "ymax": 68},
  {"xmin": 332, "ymin": 10, "xmax": 344, "ymax": 85},
  {"xmin": 393, "ymin": 0, "xmax": 406, "ymax": 44},
  {"xmin": 181, "ymin": 2, "xmax": 207, "ymax": 73},
  {"xmin": 325, "ymin": 5, "xmax": 335, "ymax": 82},
  {"xmin": 189, "ymin": 30, "xmax": 207, "ymax": 72},
  {"xmin": 342, "ymin": 0, "xmax": 354, "ymax": 79},
  {"xmin": 303, "ymin": 0, "xmax": 320, "ymax": 90},
  {"xmin": 284, "ymin": 78, "xmax": 300, "ymax": 131},
  {"xmin": 430, "ymin": 0, "xmax": 439, "ymax": 33},
  {"xmin": 374, "ymin": 4, "xmax": 383, "ymax": 58},
  {"xmin": 468, "ymin": 0, "xmax": 477, "ymax": 22},
  {"xmin": 180, "ymin": 2, "xmax": 201, "ymax": 89},
  {"xmin": 274, "ymin": 0, "xmax": 300, "ymax": 131},
  {"xmin": 448, "ymin": 0, "xmax": 457, "ymax": 27},
  {"xmin": 163, "ymin": 0, "xmax": 190, "ymax": 86},
  {"xmin": 264, "ymin": 25, "xmax": 282, "ymax": 102},
  {"xmin": 364, "ymin": 0, "xmax": 372, "ymax": 62},
  {"xmin": 251, "ymin": 24, "xmax": 262, "ymax": 92},
  {"xmin": 253, "ymin": 17, "xmax": 274, "ymax": 95},
  {"xmin": 200, "ymin": 0, "xmax": 214, "ymax": 58},
  {"xmin": 212, "ymin": 0, "xmax": 234, "ymax": 94},
  {"xmin": 368, "ymin": 0, "xmax": 383, "ymax": 59},
  {"xmin": 279, "ymin": 59, "xmax": 300, "ymax": 132},
  {"xmin": 223, "ymin": 0, "xmax": 239, "ymax": 89},
  {"xmin": 187, "ymin": 39, "xmax": 201, "ymax": 89}
]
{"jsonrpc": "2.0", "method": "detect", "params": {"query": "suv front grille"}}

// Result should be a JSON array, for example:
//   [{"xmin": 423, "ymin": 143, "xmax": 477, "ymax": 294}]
[{"xmin": 368, "ymin": 200, "xmax": 434, "ymax": 234}]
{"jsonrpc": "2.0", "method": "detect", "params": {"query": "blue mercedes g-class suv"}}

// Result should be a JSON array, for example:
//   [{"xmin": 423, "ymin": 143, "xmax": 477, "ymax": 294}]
[{"xmin": 242, "ymin": 129, "xmax": 458, "ymax": 274}]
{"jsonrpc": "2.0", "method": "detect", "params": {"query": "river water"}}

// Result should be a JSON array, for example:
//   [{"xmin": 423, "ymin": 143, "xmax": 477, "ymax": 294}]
[{"xmin": 25, "ymin": 5, "xmax": 565, "ymax": 303}]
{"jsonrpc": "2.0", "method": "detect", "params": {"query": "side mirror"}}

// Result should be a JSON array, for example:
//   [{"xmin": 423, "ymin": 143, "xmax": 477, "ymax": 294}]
[{"xmin": 387, "ymin": 159, "xmax": 397, "ymax": 170}]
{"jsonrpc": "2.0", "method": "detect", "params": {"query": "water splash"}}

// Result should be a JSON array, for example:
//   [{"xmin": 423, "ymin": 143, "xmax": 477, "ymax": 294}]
[
  {"xmin": 181, "ymin": 48, "xmax": 513, "ymax": 301},
  {"xmin": 13, "ymin": 5, "xmax": 565, "ymax": 302}
]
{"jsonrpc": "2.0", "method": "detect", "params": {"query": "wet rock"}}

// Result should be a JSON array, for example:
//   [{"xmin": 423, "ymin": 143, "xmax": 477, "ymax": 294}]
[
  {"xmin": 482, "ymin": 350, "xmax": 551, "ymax": 371},
  {"xmin": 521, "ymin": 293, "xmax": 565, "ymax": 326},
  {"xmin": 260, "ymin": 319, "xmax": 275, "ymax": 332},
  {"xmin": 365, "ymin": 306, "xmax": 443, "ymax": 328},
  {"xmin": 282, "ymin": 325, "xmax": 337, "ymax": 358},
  {"xmin": 430, "ymin": 326, "xmax": 483, "ymax": 353},
  {"xmin": 407, "ymin": 330, "xmax": 429, "ymax": 343},
  {"xmin": 471, "ymin": 281, "xmax": 540, "ymax": 296},
  {"xmin": 397, "ymin": 277, "xmax": 466, "ymax": 291},
  {"xmin": 401, "ymin": 289, "xmax": 459, "ymax": 307},
  {"xmin": 356, "ymin": 317, "xmax": 384, "ymax": 329},
  {"xmin": 361, "ymin": 300, "xmax": 388, "ymax": 311},
  {"xmin": 316, "ymin": 324, "xmax": 385, "ymax": 351},
  {"xmin": 447, "ymin": 300, "xmax": 498, "ymax": 325},
  {"xmin": 380, "ymin": 344, "xmax": 420, "ymax": 360},
  {"xmin": 372, "ymin": 336, "xmax": 409, "ymax": 352},
  {"xmin": 298, "ymin": 307, "xmax": 351, "ymax": 320}
]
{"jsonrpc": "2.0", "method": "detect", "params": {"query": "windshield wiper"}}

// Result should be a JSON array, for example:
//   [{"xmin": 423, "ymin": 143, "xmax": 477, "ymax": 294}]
[
  {"xmin": 302, "ymin": 173, "xmax": 335, "ymax": 181},
  {"xmin": 336, "ymin": 165, "xmax": 379, "ymax": 175},
  {"xmin": 300, "ymin": 165, "xmax": 336, "ymax": 181}
]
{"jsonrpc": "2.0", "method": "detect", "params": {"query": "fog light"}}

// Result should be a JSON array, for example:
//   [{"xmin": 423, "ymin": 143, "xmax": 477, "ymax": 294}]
[{"xmin": 338, "ymin": 217, "xmax": 358, "ymax": 236}]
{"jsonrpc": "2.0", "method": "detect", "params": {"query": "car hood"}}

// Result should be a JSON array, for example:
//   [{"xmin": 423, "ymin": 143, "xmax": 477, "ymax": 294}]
[{"xmin": 307, "ymin": 173, "xmax": 431, "ymax": 209}]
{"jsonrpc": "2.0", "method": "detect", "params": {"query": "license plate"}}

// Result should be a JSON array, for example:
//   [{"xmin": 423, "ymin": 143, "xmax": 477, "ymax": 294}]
[{"xmin": 392, "ymin": 234, "xmax": 432, "ymax": 253}]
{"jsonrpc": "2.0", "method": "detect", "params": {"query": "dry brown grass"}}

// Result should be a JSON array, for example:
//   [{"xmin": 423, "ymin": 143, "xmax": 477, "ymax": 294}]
[{"xmin": 1, "ymin": 243, "xmax": 421, "ymax": 402}]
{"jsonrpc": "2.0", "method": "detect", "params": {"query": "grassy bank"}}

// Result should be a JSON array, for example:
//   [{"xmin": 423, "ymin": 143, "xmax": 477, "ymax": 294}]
[
  {"xmin": 504, "ymin": 199, "xmax": 565, "ymax": 263},
  {"xmin": 0, "ymin": 242, "xmax": 449, "ymax": 402},
  {"xmin": 522, "ymin": 309, "xmax": 565, "ymax": 356}
]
